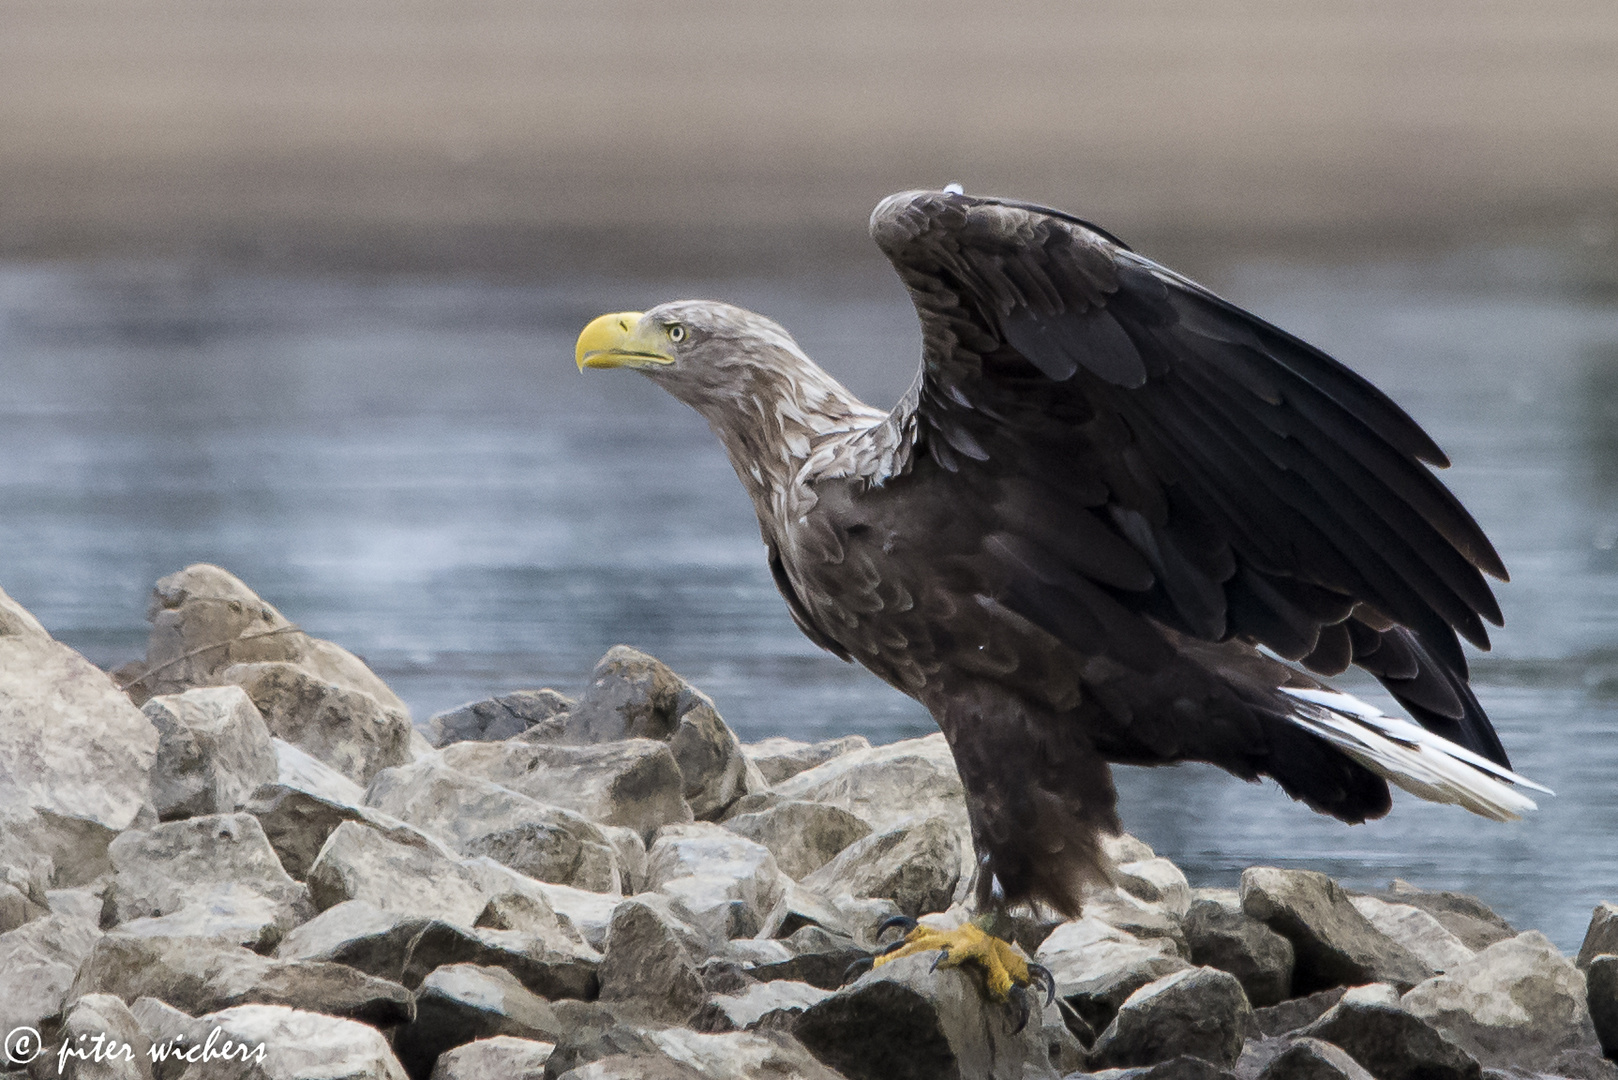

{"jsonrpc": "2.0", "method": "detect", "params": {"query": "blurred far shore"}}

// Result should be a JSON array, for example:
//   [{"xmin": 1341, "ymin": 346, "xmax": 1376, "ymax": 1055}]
[{"xmin": 3, "ymin": 0, "xmax": 1618, "ymax": 277}]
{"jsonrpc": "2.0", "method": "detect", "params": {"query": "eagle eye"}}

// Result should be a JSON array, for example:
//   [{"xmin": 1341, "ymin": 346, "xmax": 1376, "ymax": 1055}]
[{"xmin": 667, "ymin": 324, "xmax": 686, "ymax": 343}]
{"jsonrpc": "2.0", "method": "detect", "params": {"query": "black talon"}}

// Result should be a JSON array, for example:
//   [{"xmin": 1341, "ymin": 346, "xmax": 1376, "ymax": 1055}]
[
  {"xmin": 1009, "ymin": 983, "xmax": 1031, "ymax": 1034},
  {"xmin": 877, "ymin": 915, "xmax": 918, "ymax": 940},
  {"xmin": 841, "ymin": 956, "xmax": 874, "ymax": 984},
  {"xmin": 929, "ymin": 948, "xmax": 949, "ymax": 973},
  {"xmin": 876, "ymin": 937, "xmax": 910, "ymax": 957},
  {"xmin": 1028, "ymin": 962, "xmax": 1056, "ymax": 1007}
]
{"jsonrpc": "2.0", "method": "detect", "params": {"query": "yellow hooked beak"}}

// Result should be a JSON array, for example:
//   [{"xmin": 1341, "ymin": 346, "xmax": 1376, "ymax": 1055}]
[{"xmin": 575, "ymin": 311, "xmax": 676, "ymax": 371}]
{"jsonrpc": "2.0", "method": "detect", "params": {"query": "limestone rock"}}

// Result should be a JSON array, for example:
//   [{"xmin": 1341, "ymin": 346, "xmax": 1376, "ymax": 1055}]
[
  {"xmin": 637, "ymin": 1029, "xmax": 845, "ymax": 1080},
  {"xmin": 72, "ymin": 933, "xmax": 414, "ymax": 1024},
  {"xmin": 1082, "ymin": 886, "xmax": 1189, "ymax": 956},
  {"xmin": 1088, "ymin": 966, "xmax": 1253, "ymax": 1070},
  {"xmin": 694, "ymin": 980, "xmax": 832, "ymax": 1033},
  {"xmin": 427, "ymin": 1036, "xmax": 553, "ymax": 1080},
  {"xmin": 1400, "ymin": 930, "xmax": 1601, "ymax": 1067},
  {"xmin": 1587, "ymin": 954, "xmax": 1618, "ymax": 1059},
  {"xmin": 440, "ymin": 738, "xmax": 692, "ymax": 841},
  {"xmin": 365, "ymin": 757, "xmax": 621, "ymax": 893},
  {"xmin": 1185, "ymin": 895, "xmax": 1294, "ymax": 1008},
  {"xmin": 770, "ymin": 734, "xmax": 965, "ymax": 835},
  {"xmin": 1250, "ymin": 987, "xmax": 1346, "ymax": 1038},
  {"xmin": 0, "ymin": 914, "xmax": 102, "ymax": 1051},
  {"xmin": 646, "ymin": 823, "xmax": 786, "ymax": 940},
  {"xmin": 1115, "ymin": 858, "xmax": 1192, "ymax": 917},
  {"xmin": 394, "ymin": 965, "xmax": 565, "ymax": 1080},
  {"xmin": 758, "ymin": 880, "xmax": 854, "ymax": 941},
  {"xmin": 800, "ymin": 817, "xmax": 960, "ymax": 920},
  {"xmin": 792, "ymin": 951, "xmax": 1059, "ymax": 1080},
  {"xmin": 130, "ymin": 564, "xmax": 405, "ymax": 714},
  {"xmin": 598, "ymin": 898, "xmax": 707, "ymax": 1024},
  {"xmin": 398, "ymin": 920, "xmax": 599, "ymax": 1001},
  {"xmin": 1300, "ymin": 997, "xmax": 1481, "ymax": 1080},
  {"xmin": 741, "ymin": 736, "xmax": 871, "ymax": 786},
  {"xmin": 170, "ymin": 1003, "xmax": 408, "ymax": 1080},
  {"xmin": 305, "ymin": 821, "xmax": 489, "ymax": 926},
  {"xmin": 0, "ymin": 602, "xmax": 159, "ymax": 867},
  {"xmin": 1241, "ymin": 866, "xmax": 1432, "ymax": 993},
  {"xmin": 275, "ymin": 901, "xmax": 427, "ymax": 982},
  {"xmin": 1034, "ymin": 916, "xmax": 1189, "ymax": 1035},
  {"xmin": 114, "ymin": 885, "xmax": 303, "ymax": 951},
  {"xmin": 538, "ymin": 1000, "xmax": 670, "ymax": 1077},
  {"xmin": 599, "ymin": 826, "xmax": 647, "ymax": 895},
  {"xmin": 1255, "ymin": 1036, "xmax": 1374, "ymax": 1080},
  {"xmin": 266, "ymin": 738, "xmax": 365, "ymax": 805},
  {"xmin": 1349, "ymin": 894, "xmax": 1475, "ymax": 973},
  {"xmin": 1577, "ymin": 902, "xmax": 1618, "ymax": 970},
  {"xmin": 104, "ymin": 813, "xmax": 312, "ymax": 947},
  {"xmin": 145, "ymin": 686, "xmax": 278, "ymax": 821},
  {"xmin": 39, "ymin": 992, "xmax": 154, "ymax": 1080},
  {"xmin": 427, "ymin": 690, "xmax": 575, "ymax": 747},
  {"xmin": 747, "ymin": 925, "xmax": 873, "ymax": 991},
  {"xmin": 1367, "ymin": 881, "xmax": 1517, "ymax": 952},
  {"xmin": 529, "ymin": 883, "xmax": 622, "ymax": 951},
  {"xmin": 223, "ymin": 662, "xmax": 413, "ymax": 785},
  {"xmin": 722, "ymin": 801, "xmax": 871, "ymax": 881}
]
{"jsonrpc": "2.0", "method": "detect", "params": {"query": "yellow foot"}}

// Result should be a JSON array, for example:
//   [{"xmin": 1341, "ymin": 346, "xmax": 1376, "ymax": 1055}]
[{"xmin": 855, "ymin": 916, "xmax": 1056, "ymax": 1031}]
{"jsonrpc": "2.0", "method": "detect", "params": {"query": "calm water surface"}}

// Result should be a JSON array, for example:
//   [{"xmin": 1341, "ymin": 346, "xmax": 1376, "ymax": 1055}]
[{"xmin": 1, "ymin": 247, "xmax": 1615, "ymax": 949}]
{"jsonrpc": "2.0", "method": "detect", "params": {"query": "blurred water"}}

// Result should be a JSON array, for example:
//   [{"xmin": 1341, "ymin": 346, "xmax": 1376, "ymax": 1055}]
[{"xmin": 1, "ymin": 248, "xmax": 1615, "ymax": 949}]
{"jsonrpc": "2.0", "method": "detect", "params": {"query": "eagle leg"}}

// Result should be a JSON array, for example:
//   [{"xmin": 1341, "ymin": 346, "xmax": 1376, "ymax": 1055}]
[{"xmin": 868, "ymin": 918, "xmax": 1047, "ymax": 1025}]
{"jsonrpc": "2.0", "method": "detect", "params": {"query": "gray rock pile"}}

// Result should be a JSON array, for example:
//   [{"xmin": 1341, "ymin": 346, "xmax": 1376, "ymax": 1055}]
[{"xmin": 1, "ymin": 567, "xmax": 1614, "ymax": 1080}]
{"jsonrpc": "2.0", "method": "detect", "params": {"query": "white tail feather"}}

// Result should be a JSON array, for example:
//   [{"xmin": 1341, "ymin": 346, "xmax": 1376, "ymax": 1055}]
[{"xmin": 1279, "ymin": 687, "xmax": 1550, "ymax": 822}]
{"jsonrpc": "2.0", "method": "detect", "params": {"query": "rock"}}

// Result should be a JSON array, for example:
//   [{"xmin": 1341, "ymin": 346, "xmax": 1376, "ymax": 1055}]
[
  {"xmin": 741, "ymin": 736, "xmax": 871, "ymax": 786},
  {"xmin": 528, "ymin": 883, "xmax": 622, "ymax": 951},
  {"xmin": 275, "ymin": 901, "xmax": 427, "ymax": 982},
  {"xmin": 427, "ymin": 1036, "xmax": 553, "ymax": 1080},
  {"xmin": 365, "ymin": 758, "xmax": 622, "ymax": 893},
  {"xmin": 1300, "ymin": 997, "xmax": 1481, "ymax": 1080},
  {"xmin": 598, "ymin": 899, "xmax": 707, "ymax": 1024},
  {"xmin": 792, "ymin": 951, "xmax": 1059, "ymax": 1080},
  {"xmin": 39, "ymin": 992, "xmax": 154, "ymax": 1080},
  {"xmin": 1400, "ymin": 930, "xmax": 1602, "ymax": 1067},
  {"xmin": 1589, "ymin": 954, "xmax": 1618, "ymax": 1059},
  {"xmin": 1254, "ymin": 1036, "xmax": 1374, "ymax": 1080},
  {"xmin": 305, "ymin": 821, "xmax": 490, "ymax": 926},
  {"xmin": 694, "ymin": 980, "xmax": 832, "ymax": 1033},
  {"xmin": 800, "ymin": 817, "xmax": 960, "ymax": 920},
  {"xmin": 70, "ymin": 933, "xmax": 415, "ymax": 1025},
  {"xmin": 1184, "ymin": 895, "xmax": 1294, "ymax": 1007},
  {"xmin": 104, "ymin": 814, "xmax": 313, "ymax": 947},
  {"xmin": 1087, "ymin": 966, "xmax": 1252, "ymax": 1070},
  {"xmin": 1577, "ymin": 902, "xmax": 1618, "ymax": 970},
  {"xmin": 646, "ymin": 823, "xmax": 786, "ymax": 940},
  {"xmin": 758, "ymin": 880, "xmax": 854, "ymax": 941},
  {"xmin": 398, "ymin": 920, "xmax": 599, "ymax": 1001},
  {"xmin": 0, "ymin": 594, "xmax": 158, "ymax": 878},
  {"xmin": 168, "ymin": 1003, "xmax": 408, "ymax": 1080},
  {"xmin": 1250, "ymin": 987, "xmax": 1346, "ymax": 1037},
  {"xmin": 427, "ymin": 690, "xmax": 575, "ymax": 747},
  {"xmin": 47, "ymin": 888, "xmax": 105, "ymax": 925},
  {"xmin": 538, "ymin": 1000, "xmax": 670, "ymax": 1077},
  {"xmin": 770, "ymin": 734, "xmax": 965, "ymax": 835},
  {"xmin": 145, "ymin": 686, "xmax": 279, "ymax": 821},
  {"xmin": 1350, "ymin": 895, "xmax": 1476, "ymax": 973},
  {"xmin": 1368, "ymin": 881, "xmax": 1517, "ymax": 952},
  {"xmin": 440, "ymin": 739, "xmax": 692, "ymax": 841},
  {"xmin": 0, "ymin": 880, "xmax": 40, "ymax": 934},
  {"xmin": 1034, "ymin": 916, "xmax": 1189, "ymax": 1035},
  {"xmin": 613, "ymin": 1029, "xmax": 845, "ymax": 1080},
  {"xmin": 1241, "ymin": 867, "xmax": 1433, "ymax": 994},
  {"xmin": 0, "ymin": 913, "xmax": 102, "ymax": 1041},
  {"xmin": 1082, "ymin": 886, "xmax": 1189, "ymax": 956},
  {"xmin": 130, "ymin": 564, "xmax": 406, "ymax": 714},
  {"xmin": 722, "ymin": 801, "xmax": 871, "ymax": 881},
  {"xmin": 223, "ymin": 662, "xmax": 413, "ymax": 785},
  {"xmin": 599, "ymin": 827, "xmax": 647, "ymax": 895},
  {"xmin": 394, "ymin": 965, "xmax": 565, "ymax": 1080},
  {"xmin": 748, "ymin": 925, "xmax": 873, "ymax": 991},
  {"xmin": 244, "ymin": 740, "xmax": 455, "ymax": 880},
  {"xmin": 1115, "ymin": 858, "xmax": 1192, "ymax": 917},
  {"xmin": 114, "ymin": 885, "xmax": 304, "ymax": 951}
]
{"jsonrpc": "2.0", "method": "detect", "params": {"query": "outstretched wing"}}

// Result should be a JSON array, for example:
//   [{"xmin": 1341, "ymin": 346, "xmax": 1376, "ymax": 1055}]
[{"xmin": 867, "ymin": 189, "xmax": 1512, "ymax": 767}]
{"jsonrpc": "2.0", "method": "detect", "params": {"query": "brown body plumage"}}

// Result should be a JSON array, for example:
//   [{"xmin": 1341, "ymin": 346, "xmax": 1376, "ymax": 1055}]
[{"xmin": 576, "ymin": 190, "xmax": 1543, "ymax": 917}]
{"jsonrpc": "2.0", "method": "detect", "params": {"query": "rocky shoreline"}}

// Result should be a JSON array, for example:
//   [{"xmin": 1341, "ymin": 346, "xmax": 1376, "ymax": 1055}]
[{"xmin": 2, "ymin": 563, "xmax": 1615, "ymax": 1080}]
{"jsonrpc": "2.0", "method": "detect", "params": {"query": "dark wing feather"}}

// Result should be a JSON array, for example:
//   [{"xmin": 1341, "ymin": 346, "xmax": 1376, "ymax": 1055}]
[{"xmin": 868, "ymin": 189, "xmax": 1511, "ymax": 767}]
